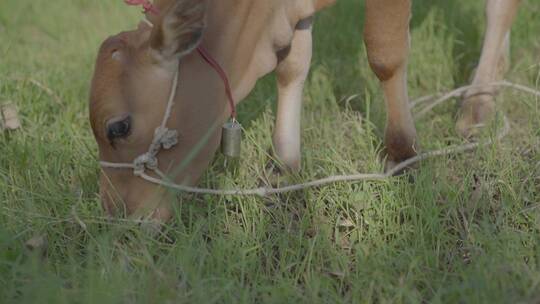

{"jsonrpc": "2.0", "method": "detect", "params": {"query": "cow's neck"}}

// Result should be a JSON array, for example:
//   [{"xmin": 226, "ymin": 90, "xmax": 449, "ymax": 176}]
[
  {"xmin": 167, "ymin": 12, "xmax": 252, "ymax": 183},
  {"xmin": 167, "ymin": 0, "xmax": 314, "ymax": 183}
]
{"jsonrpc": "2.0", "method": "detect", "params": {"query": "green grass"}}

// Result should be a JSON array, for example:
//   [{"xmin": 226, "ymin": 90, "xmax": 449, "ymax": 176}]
[{"xmin": 1, "ymin": 0, "xmax": 540, "ymax": 303}]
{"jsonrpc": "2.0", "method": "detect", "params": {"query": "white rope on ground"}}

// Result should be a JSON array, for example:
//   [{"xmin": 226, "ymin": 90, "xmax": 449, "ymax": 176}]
[
  {"xmin": 414, "ymin": 81, "xmax": 540, "ymax": 118},
  {"xmin": 134, "ymin": 117, "xmax": 510, "ymax": 197},
  {"xmin": 100, "ymin": 81, "xmax": 539, "ymax": 197}
]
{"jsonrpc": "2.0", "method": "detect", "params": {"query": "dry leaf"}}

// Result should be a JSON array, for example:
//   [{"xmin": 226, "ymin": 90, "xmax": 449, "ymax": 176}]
[{"xmin": 1, "ymin": 103, "xmax": 22, "ymax": 130}]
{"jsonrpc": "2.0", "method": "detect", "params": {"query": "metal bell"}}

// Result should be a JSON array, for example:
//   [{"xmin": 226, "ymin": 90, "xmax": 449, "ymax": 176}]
[{"xmin": 221, "ymin": 120, "xmax": 242, "ymax": 158}]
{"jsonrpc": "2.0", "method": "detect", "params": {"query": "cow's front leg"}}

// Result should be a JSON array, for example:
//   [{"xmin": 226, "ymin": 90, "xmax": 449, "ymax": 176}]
[
  {"xmin": 364, "ymin": 0, "xmax": 417, "ymax": 171},
  {"xmin": 456, "ymin": 0, "xmax": 521, "ymax": 138},
  {"xmin": 272, "ymin": 17, "xmax": 313, "ymax": 172}
]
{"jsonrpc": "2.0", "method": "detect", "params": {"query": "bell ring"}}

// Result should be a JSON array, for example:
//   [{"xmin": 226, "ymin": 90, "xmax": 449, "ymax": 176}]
[{"xmin": 221, "ymin": 120, "xmax": 242, "ymax": 158}]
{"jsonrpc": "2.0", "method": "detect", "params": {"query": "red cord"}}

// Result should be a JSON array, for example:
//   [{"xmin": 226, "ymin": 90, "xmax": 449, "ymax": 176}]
[
  {"xmin": 124, "ymin": 0, "xmax": 237, "ymax": 119},
  {"xmin": 124, "ymin": 0, "xmax": 159, "ymax": 14},
  {"xmin": 196, "ymin": 47, "xmax": 237, "ymax": 119}
]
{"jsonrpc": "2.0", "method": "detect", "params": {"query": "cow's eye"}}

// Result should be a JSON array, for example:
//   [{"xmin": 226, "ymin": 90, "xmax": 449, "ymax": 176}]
[{"xmin": 107, "ymin": 116, "xmax": 132, "ymax": 143}]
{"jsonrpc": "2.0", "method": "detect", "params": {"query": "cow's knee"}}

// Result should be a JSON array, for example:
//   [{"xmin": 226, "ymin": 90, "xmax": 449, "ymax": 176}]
[
  {"xmin": 363, "ymin": 0, "xmax": 411, "ymax": 82},
  {"xmin": 365, "ymin": 48, "xmax": 408, "ymax": 82}
]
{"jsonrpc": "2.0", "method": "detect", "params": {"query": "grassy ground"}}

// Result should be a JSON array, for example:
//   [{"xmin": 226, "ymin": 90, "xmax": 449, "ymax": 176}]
[{"xmin": 1, "ymin": 0, "xmax": 540, "ymax": 303}]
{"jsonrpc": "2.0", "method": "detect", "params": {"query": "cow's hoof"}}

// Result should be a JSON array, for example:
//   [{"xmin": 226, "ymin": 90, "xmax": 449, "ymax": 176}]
[
  {"xmin": 260, "ymin": 159, "xmax": 298, "ymax": 188},
  {"xmin": 261, "ymin": 161, "xmax": 285, "ymax": 188},
  {"xmin": 456, "ymin": 93, "xmax": 496, "ymax": 139},
  {"xmin": 384, "ymin": 156, "xmax": 418, "ymax": 177},
  {"xmin": 140, "ymin": 220, "xmax": 164, "ymax": 238},
  {"xmin": 381, "ymin": 138, "xmax": 419, "ymax": 177}
]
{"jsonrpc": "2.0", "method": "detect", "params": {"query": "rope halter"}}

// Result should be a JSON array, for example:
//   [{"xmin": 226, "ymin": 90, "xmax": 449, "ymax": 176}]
[{"xmin": 100, "ymin": 69, "xmax": 180, "ymax": 177}]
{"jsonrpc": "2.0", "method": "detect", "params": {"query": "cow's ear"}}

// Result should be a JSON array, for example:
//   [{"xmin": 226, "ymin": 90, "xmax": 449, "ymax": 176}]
[{"xmin": 149, "ymin": 0, "xmax": 207, "ymax": 64}]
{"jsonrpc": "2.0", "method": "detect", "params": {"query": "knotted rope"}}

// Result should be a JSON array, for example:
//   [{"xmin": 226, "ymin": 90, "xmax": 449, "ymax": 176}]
[{"xmin": 100, "ymin": 69, "xmax": 180, "ymax": 176}]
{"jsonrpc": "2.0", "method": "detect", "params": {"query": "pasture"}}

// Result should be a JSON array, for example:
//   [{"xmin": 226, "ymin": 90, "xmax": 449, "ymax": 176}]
[{"xmin": 1, "ymin": 0, "xmax": 540, "ymax": 302}]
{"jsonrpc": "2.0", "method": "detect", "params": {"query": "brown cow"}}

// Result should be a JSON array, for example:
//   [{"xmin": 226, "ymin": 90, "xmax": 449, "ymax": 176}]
[{"xmin": 89, "ymin": 0, "xmax": 521, "ymax": 220}]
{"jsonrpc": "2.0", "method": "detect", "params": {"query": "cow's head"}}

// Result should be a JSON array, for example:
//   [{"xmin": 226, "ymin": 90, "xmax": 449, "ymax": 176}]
[{"xmin": 89, "ymin": 0, "xmax": 217, "ymax": 220}]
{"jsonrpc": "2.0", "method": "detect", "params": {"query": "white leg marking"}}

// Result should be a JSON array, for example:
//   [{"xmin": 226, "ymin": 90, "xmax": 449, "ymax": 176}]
[{"xmin": 272, "ymin": 18, "xmax": 313, "ymax": 172}]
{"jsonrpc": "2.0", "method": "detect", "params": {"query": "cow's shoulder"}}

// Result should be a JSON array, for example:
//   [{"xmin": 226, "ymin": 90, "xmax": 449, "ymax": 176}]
[
  {"xmin": 290, "ymin": 0, "xmax": 337, "ymax": 20},
  {"xmin": 314, "ymin": 0, "xmax": 337, "ymax": 11}
]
